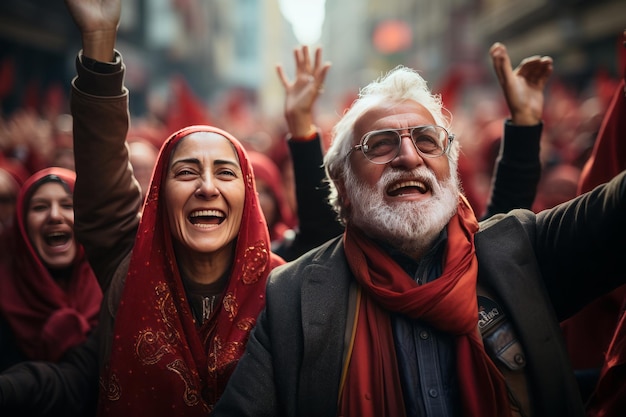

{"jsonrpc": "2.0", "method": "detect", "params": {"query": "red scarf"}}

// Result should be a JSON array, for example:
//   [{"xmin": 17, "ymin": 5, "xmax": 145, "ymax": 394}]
[
  {"xmin": 0, "ymin": 167, "xmax": 102, "ymax": 361},
  {"xmin": 339, "ymin": 196, "xmax": 511, "ymax": 417},
  {"xmin": 97, "ymin": 126, "xmax": 285, "ymax": 416}
]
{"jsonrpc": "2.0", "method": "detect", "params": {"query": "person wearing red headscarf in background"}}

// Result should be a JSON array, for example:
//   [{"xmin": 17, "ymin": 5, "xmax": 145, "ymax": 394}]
[
  {"xmin": 0, "ymin": 168, "xmax": 102, "ymax": 372},
  {"xmin": 566, "ymin": 29, "xmax": 626, "ymax": 417},
  {"xmin": 248, "ymin": 150, "xmax": 297, "ymax": 246}
]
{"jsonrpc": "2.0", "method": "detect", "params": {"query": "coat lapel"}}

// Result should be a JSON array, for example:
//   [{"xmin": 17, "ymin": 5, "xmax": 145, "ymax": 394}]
[{"xmin": 298, "ymin": 238, "xmax": 352, "ymax": 417}]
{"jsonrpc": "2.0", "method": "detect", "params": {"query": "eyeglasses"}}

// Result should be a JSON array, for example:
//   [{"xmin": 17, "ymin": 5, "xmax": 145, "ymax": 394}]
[{"xmin": 347, "ymin": 125, "xmax": 454, "ymax": 164}]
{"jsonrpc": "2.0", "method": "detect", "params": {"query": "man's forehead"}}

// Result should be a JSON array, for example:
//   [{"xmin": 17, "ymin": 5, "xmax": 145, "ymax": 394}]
[{"xmin": 353, "ymin": 100, "xmax": 436, "ymax": 139}]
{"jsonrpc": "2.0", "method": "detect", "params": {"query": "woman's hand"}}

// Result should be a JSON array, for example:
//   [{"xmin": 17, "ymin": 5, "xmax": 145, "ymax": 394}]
[{"xmin": 64, "ymin": 0, "xmax": 121, "ymax": 62}]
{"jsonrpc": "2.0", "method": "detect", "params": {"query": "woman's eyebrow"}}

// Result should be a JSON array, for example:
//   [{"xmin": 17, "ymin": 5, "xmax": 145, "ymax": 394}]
[
  {"xmin": 213, "ymin": 158, "xmax": 241, "ymax": 169},
  {"xmin": 171, "ymin": 157, "xmax": 201, "ymax": 166},
  {"xmin": 170, "ymin": 157, "xmax": 240, "ymax": 169}
]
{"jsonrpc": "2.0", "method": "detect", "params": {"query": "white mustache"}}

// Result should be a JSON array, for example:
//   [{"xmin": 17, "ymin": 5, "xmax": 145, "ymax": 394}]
[{"xmin": 378, "ymin": 167, "xmax": 438, "ymax": 193}]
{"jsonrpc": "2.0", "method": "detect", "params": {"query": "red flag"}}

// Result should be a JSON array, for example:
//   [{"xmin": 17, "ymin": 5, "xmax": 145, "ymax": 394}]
[
  {"xmin": 577, "ymin": 80, "xmax": 626, "ymax": 194},
  {"xmin": 165, "ymin": 75, "xmax": 211, "ymax": 135},
  {"xmin": 578, "ymin": 30, "xmax": 626, "ymax": 194},
  {"xmin": 434, "ymin": 66, "xmax": 464, "ymax": 110},
  {"xmin": 566, "ymin": 31, "xmax": 626, "ymax": 417}
]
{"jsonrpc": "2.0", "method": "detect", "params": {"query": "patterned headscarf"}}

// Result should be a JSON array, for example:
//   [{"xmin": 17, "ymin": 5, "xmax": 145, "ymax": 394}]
[{"xmin": 98, "ymin": 126, "xmax": 285, "ymax": 416}]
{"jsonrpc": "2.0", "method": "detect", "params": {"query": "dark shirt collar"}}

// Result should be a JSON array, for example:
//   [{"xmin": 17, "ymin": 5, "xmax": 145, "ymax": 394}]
[{"xmin": 377, "ymin": 230, "xmax": 448, "ymax": 284}]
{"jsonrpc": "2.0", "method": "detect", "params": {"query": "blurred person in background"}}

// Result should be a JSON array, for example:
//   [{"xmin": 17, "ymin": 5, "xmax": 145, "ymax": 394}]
[
  {"xmin": 249, "ymin": 149, "xmax": 298, "ymax": 246},
  {"xmin": 128, "ymin": 137, "xmax": 159, "ymax": 202},
  {"xmin": 0, "ymin": 166, "xmax": 20, "ymax": 242},
  {"xmin": 0, "ymin": 110, "xmax": 53, "ymax": 176},
  {"xmin": 0, "ymin": 168, "xmax": 102, "ymax": 373},
  {"xmin": 51, "ymin": 114, "xmax": 76, "ymax": 171},
  {"xmin": 531, "ymin": 163, "xmax": 581, "ymax": 212}
]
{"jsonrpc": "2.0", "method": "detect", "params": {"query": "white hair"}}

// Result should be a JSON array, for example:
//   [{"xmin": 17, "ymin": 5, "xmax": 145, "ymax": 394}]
[{"xmin": 323, "ymin": 66, "xmax": 459, "ymax": 224}]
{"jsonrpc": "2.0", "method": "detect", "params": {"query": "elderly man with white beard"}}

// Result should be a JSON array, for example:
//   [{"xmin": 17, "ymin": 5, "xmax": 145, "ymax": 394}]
[{"xmin": 213, "ymin": 44, "xmax": 626, "ymax": 417}]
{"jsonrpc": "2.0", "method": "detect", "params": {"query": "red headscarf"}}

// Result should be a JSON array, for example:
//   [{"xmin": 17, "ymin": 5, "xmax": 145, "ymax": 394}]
[
  {"xmin": 339, "ymin": 196, "xmax": 510, "ymax": 417},
  {"xmin": 0, "ymin": 167, "xmax": 102, "ymax": 361},
  {"xmin": 248, "ymin": 150, "xmax": 297, "ymax": 242},
  {"xmin": 98, "ymin": 126, "xmax": 285, "ymax": 416}
]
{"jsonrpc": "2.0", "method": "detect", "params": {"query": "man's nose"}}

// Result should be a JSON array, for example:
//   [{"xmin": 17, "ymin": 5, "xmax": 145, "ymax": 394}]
[{"xmin": 390, "ymin": 134, "xmax": 424, "ymax": 167}]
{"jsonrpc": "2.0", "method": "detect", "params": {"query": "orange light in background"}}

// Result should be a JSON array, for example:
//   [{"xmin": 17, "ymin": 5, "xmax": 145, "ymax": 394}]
[{"xmin": 373, "ymin": 20, "xmax": 413, "ymax": 54}]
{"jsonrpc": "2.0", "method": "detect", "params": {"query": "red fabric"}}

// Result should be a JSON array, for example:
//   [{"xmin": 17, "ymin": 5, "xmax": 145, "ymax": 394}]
[
  {"xmin": 435, "ymin": 66, "xmax": 464, "ymax": 110},
  {"xmin": 165, "ymin": 76, "xmax": 211, "ymax": 136},
  {"xmin": 248, "ymin": 150, "xmax": 297, "ymax": 241},
  {"xmin": 340, "ymin": 196, "xmax": 510, "ymax": 417},
  {"xmin": 0, "ymin": 57, "xmax": 15, "ymax": 99},
  {"xmin": 561, "ymin": 286, "xmax": 626, "ymax": 370},
  {"xmin": 21, "ymin": 78, "xmax": 41, "ymax": 111},
  {"xmin": 587, "ymin": 304, "xmax": 626, "ymax": 417},
  {"xmin": 97, "ymin": 126, "xmax": 285, "ymax": 416},
  {"xmin": 0, "ymin": 167, "xmax": 101, "ymax": 361},
  {"xmin": 42, "ymin": 82, "xmax": 67, "ymax": 119},
  {"xmin": 577, "ymin": 78, "xmax": 626, "ymax": 195},
  {"xmin": 578, "ymin": 32, "xmax": 626, "ymax": 417}
]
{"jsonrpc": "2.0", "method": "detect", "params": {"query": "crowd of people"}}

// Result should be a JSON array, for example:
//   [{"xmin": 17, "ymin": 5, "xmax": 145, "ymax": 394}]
[{"xmin": 0, "ymin": 0, "xmax": 624, "ymax": 415}]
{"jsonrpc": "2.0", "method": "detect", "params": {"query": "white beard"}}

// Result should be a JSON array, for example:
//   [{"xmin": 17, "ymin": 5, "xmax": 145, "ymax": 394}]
[{"xmin": 345, "ymin": 166, "xmax": 459, "ymax": 258}]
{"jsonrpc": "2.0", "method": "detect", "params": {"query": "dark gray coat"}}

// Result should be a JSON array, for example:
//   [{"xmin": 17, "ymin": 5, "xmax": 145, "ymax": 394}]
[{"xmin": 214, "ymin": 171, "xmax": 626, "ymax": 417}]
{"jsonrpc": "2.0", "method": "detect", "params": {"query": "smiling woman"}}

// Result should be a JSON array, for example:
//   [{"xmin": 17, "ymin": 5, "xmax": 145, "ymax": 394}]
[
  {"xmin": 0, "ymin": 167, "xmax": 102, "ymax": 371},
  {"xmin": 70, "ymin": 107, "xmax": 285, "ymax": 415},
  {"xmin": 164, "ymin": 132, "xmax": 246, "ymax": 271},
  {"xmin": 25, "ymin": 179, "xmax": 77, "ymax": 268}
]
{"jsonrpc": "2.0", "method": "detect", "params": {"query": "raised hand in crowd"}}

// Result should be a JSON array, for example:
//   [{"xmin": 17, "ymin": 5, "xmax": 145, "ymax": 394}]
[
  {"xmin": 490, "ymin": 42, "xmax": 553, "ymax": 126},
  {"xmin": 272, "ymin": 45, "xmax": 343, "ymax": 260},
  {"xmin": 276, "ymin": 45, "xmax": 330, "ymax": 139},
  {"xmin": 481, "ymin": 42, "xmax": 553, "ymax": 218}
]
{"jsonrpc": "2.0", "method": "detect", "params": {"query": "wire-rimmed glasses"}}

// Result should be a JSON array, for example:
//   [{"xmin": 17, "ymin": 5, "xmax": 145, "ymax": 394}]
[{"xmin": 347, "ymin": 125, "xmax": 455, "ymax": 164}]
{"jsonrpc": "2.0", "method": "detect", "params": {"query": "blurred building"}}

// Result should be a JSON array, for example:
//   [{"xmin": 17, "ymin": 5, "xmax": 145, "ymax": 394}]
[
  {"xmin": 475, "ymin": 0, "xmax": 625, "ymax": 89},
  {"xmin": 320, "ymin": 0, "xmax": 625, "ymax": 114},
  {"xmin": 1, "ymin": 0, "xmax": 624, "ymax": 122}
]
